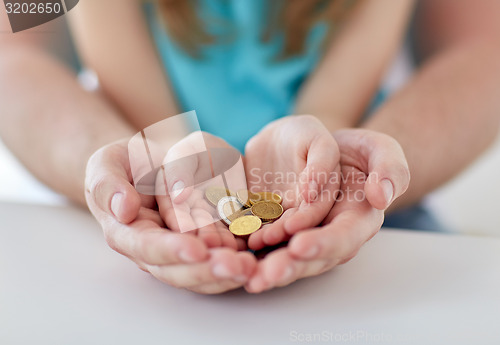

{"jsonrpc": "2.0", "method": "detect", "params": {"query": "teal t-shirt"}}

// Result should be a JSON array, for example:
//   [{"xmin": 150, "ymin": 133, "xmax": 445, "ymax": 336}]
[{"xmin": 146, "ymin": 0, "xmax": 327, "ymax": 152}]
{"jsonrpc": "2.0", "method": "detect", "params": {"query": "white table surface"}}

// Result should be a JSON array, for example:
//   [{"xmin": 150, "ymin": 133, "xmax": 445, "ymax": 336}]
[{"xmin": 1, "ymin": 202, "xmax": 499, "ymax": 345}]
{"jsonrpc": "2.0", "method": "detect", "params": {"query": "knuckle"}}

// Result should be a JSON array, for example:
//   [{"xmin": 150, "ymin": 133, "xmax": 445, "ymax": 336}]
[
  {"xmin": 133, "ymin": 233, "xmax": 151, "ymax": 263},
  {"xmin": 90, "ymin": 177, "xmax": 107, "ymax": 197}
]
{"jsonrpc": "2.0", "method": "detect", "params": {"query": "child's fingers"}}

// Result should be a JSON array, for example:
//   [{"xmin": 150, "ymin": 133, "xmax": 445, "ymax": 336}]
[
  {"xmin": 300, "ymin": 134, "xmax": 340, "ymax": 203},
  {"xmin": 247, "ymin": 209, "xmax": 296, "ymax": 250},
  {"xmin": 283, "ymin": 188, "xmax": 337, "ymax": 234}
]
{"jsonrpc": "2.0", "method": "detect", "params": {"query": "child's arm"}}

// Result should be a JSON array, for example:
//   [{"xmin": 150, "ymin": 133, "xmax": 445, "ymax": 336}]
[{"xmin": 295, "ymin": 0, "xmax": 500, "ymax": 211}]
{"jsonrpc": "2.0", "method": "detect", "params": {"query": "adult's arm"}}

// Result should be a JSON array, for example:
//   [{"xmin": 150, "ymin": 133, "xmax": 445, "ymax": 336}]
[
  {"xmin": 295, "ymin": 0, "xmax": 500, "ymax": 211},
  {"xmin": 0, "ymin": 12, "xmax": 134, "ymax": 205},
  {"xmin": 67, "ymin": 0, "xmax": 179, "ymax": 129},
  {"xmin": 363, "ymin": 0, "xmax": 500, "ymax": 210}
]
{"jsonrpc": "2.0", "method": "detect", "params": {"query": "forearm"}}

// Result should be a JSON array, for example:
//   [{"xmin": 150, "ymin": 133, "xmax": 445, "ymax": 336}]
[
  {"xmin": 0, "ymin": 46, "xmax": 135, "ymax": 205},
  {"xmin": 294, "ymin": 0, "xmax": 415, "ymax": 130},
  {"xmin": 363, "ymin": 39, "xmax": 500, "ymax": 210}
]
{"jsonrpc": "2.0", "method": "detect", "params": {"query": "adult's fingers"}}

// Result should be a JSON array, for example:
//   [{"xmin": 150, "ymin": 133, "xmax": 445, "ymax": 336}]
[
  {"xmin": 245, "ymin": 248, "xmax": 328, "ymax": 293},
  {"xmin": 85, "ymin": 141, "xmax": 141, "ymax": 224},
  {"xmin": 103, "ymin": 216, "xmax": 209, "ymax": 266},
  {"xmin": 246, "ymin": 206, "xmax": 383, "ymax": 293},
  {"xmin": 187, "ymin": 250, "xmax": 256, "ymax": 294},
  {"xmin": 145, "ymin": 248, "xmax": 256, "ymax": 291},
  {"xmin": 288, "ymin": 207, "xmax": 383, "ymax": 263},
  {"xmin": 334, "ymin": 129, "xmax": 410, "ymax": 210}
]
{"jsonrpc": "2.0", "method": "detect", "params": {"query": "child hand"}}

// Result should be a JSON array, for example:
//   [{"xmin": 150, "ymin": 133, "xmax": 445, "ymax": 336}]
[
  {"xmin": 244, "ymin": 115, "xmax": 341, "ymax": 251},
  {"xmin": 155, "ymin": 131, "xmax": 248, "ymax": 250}
]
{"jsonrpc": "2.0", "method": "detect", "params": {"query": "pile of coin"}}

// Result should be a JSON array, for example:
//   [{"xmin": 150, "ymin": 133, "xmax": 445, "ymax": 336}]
[{"xmin": 204, "ymin": 186, "xmax": 284, "ymax": 236}]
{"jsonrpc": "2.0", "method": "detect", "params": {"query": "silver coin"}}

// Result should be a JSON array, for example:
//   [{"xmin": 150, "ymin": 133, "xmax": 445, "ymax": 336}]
[{"xmin": 217, "ymin": 196, "xmax": 244, "ymax": 225}]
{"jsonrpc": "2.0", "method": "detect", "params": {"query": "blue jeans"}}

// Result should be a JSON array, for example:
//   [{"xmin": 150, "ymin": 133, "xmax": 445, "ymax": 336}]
[{"xmin": 383, "ymin": 204, "xmax": 448, "ymax": 232}]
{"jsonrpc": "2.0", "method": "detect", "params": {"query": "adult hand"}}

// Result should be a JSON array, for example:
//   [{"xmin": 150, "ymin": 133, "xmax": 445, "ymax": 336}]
[
  {"xmin": 244, "ymin": 115, "xmax": 341, "ymax": 251},
  {"xmin": 245, "ymin": 129, "xmax": 410, "ymax": 293},
  {"xmin": 85, "ymin": 139, "xmax": 256, "ymax": 294}
]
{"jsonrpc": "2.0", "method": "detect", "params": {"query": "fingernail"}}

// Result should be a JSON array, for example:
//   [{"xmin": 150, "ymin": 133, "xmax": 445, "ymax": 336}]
[
  {"xmin": 171, "ymin": 180, "xmax": 185, "ymax": 200},
  {"xmin": 179, "ymin": 250, "xmax": 198, "ymax": 263},
  {"xmin": 111, "ymin": 193, "xmax": 123, "ymax": 218},
  {"xmin": 212, "ymin": 264, "xmax": 233, "ymax": 279},
  {"xmin": 308, "ymin": 180, "xmax": 319, "ymax": 202},
  {"xmin": 280, "ymin": 267, "xmax": 294, "ymax": 284},
  {"xmin": 380, "ymin": 179, "xmax": 394, "ymax": 206},
  {"xmin": 303, "ymin": 245, "xmax": 319, "ymax": 259}
]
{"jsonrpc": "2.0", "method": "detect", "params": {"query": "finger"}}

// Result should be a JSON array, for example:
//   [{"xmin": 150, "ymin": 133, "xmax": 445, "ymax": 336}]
[
  {"xmin": 247, "ymin": 211, "xmax": 293, "ymax": 251},
  {"xmin": 245, "ymin": 248, "xmax": 290, "ymax": 293},
  {"xmin": 85, "ymin": 142, "xmax": 141, "ymax": 224},
  {"xmin": 260, "ymin": 209, "xmax": 295, "ymax": 247},
  {"xmin": 300, "ymin": 132, "xmax": 340, "ymax": 203},
  {"xmin": 335, "ymin": 130, "xmax": 410, "ymax": 210},
  {"xmin": 104, "ymin": 219, "xmax": 209, "ymax": 266},
  {"xmin": 235, "ymin": 237, "xmax": 248, "ymax": 251},
  {"xmin": 245, "ymin": 248, "xmax": 328, "ymax": 293},
  {"xmin": 188, "ymin": 251, "xmax": 257, "ymax": 294},
  {"xmin": 288, "ymin": 207, "xmax": 383, "ymax": 262},
  {"xmin": 146, "ymin": 248, "xmax": 255, "ymax": 289},
  {"xmin": 283, "ymin": 185, "xmax": 338, "ymax": 234},
  {"xmin": 197, "ymin": 222, "xmax": 224, "ymax": 248}
]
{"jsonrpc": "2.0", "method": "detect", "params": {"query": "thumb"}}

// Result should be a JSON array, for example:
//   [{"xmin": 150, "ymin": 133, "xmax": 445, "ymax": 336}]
[{"xmin": 85, "ymin": 142, "xmax": 141, "ymax": 224}]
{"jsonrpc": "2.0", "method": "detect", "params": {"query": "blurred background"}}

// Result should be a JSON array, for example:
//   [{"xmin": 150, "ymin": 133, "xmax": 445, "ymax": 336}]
[{"xmin": 1, "ymin": 15, "xmax": 499, "ymax": 237}]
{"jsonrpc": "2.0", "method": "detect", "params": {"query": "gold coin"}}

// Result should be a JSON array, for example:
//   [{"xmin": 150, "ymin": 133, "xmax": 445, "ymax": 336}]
[
  {"xmin": 227, "ymin": 208, "xmax": 253, "ymax": 223},
  {"xmin": 229, "ymin": 216, "xmax": 262, "ymax": 236},
  {"xmin": 249, "ymin": 192, "xmax": 282, "ymax": 205},
  {"xmin": 217, "ymin": 196, "xmax": 244, "ymax": 225},
  {"xmin": 251, "ymin": 201, "xmax": 284, "ymax": 221},
  {"xmin": 236, "ymin": 189, "xmax": 258, "ymax": 208},
  {"xmin": 205, "ymin": 186, "xmax": 235, "ymax": 206}
]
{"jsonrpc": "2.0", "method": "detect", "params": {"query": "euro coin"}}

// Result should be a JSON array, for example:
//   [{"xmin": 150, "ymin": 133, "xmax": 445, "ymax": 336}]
[
  {"xmin": 205, "ymin": 186, "xmax": 235, "ymax": 206},
  {"xmin": 227, "ymin": 208, "xmax": 253, "ymax": 223},
  {"xmin": 217, "ymin": 196, "xmax": 244, "ymax": 225},
  {"xmin": 229, "ymin": 215, "xmax": 262, "ymax": 236},
  {"xmin": 236, "ymin": 189, "xmax": 258, "ymax": 208},
  {"xmin": 251, "ymin": 201, "xmax": 284, "ymax": 221},
  {"xmin": 249, "ymin": 192, "xmax": 282, "ymax": 205}
]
